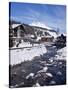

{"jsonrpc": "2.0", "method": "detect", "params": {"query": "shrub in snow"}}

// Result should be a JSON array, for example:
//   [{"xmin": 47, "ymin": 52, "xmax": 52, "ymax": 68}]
[{"xmin": 54, "ymin": 34, "xmax": 66, "ymax": 48}]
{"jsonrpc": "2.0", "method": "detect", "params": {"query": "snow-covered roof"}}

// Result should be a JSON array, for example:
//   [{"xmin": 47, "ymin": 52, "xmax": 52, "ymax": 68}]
[{"xmin": 12, "ymin": 24, "xmax": 21, "ymax": 29}]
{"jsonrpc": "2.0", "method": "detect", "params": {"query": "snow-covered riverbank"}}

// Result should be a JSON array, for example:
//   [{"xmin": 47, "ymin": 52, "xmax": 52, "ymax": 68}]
[
  {"xmin": 55, "ymin": 47, "xmax": 66, "ymax": 60},
  {"xmin": 9, "ymin": 43, "xmax": 66, "ymax": 87},
  {"xmin": 10, "ymin": 44, "xmax": 47, "ymax": 65}
]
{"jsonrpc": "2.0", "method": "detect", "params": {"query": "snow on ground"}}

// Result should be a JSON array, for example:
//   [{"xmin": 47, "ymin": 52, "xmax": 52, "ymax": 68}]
[
  {"xmin": 11, "ymin": 40, "xmax": 39, "ymax": 49},
  {"xmin": 33, "ymin": 83, "xmax": 40, "ymax": 87},
  {"xmin": 11, "ymin": 41, "xmax": 32, "ymax": 49},
  {"xmin": 45, "ymin": 73, "xmax": 53, "ymax": 77},
  {"xmin": 10, "ymin": 44, "xmax": 47, "ymax": 65},
  {"xmin": 55, "ymin": 47, "xmax": 66, "ymax": 60},
  {"xmin": 36, "ymin": 36, "xmax": 41, "ymax": 41},
  {"xmin": 18, "ymin": 41, "xmax": 32, "ymax": 47}
]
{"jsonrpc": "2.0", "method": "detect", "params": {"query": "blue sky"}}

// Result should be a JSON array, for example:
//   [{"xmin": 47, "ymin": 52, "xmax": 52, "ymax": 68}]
[{"xmin": 10, "ymin": 2, "xmax": 66, "ymax": 33}]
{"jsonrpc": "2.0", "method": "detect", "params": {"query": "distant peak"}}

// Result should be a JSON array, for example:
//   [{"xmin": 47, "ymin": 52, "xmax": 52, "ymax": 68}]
[{"xmin": 29, "ymin": 22, "xmax": 52, "ymax": 30}]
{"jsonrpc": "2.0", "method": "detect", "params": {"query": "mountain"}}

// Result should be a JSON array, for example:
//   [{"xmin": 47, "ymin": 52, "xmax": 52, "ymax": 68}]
[{"xmin": 29, "ymin": 22, "xmax": 52, "ymax": 30}]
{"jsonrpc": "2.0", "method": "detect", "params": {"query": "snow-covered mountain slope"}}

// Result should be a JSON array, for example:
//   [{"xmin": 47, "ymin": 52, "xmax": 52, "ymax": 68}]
[{"xmin": 30, "ymin": 22, "xmax": 52, "ymax": 30}]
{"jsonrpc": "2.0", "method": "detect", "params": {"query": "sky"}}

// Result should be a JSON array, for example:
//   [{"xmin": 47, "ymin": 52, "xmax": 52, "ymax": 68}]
[{"xmin": 9, "ymin": 2, "xmax": 66, "ymax": 33}]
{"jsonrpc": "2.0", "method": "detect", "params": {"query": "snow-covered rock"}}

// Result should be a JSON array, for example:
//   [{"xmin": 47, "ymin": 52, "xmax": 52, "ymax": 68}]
[
  {"xmin": 46, "ymin": 73, "xmax": 53, "ymax": 77},
  {"xmin": 37, "ymin": 67, "xmax": 48, "ymax": 73},
  {"xmin": 59, "ymin": 62, "xmax": 62, "ymax": 65},
  {"xmin": 49, "ymin": 80, "xmax": 56, "ymax": 85},
  {"xmin": 30, "ymin": 35, "xmax": 35, "ymax": 38},
  {"xmin": 33, "ymin": 83, "xmax": 40, "ymax": 87},
  {"xmin": 26, "ymin": 73, "xmax": 34, "ymax": 79},
  {"xmin": 43, "ymin": 67, "xmax": 48, "ymax": 72},
  {"xmin": 49, "ymin": 57, "xmax": 54, "ymax": 63},
  {"xmin": 18, "ymin": 42, "xmax": 32, "ymax": 48},
  {"xmin": 36, "ymin": 36, "xmax": 41, "ymax": 41}
]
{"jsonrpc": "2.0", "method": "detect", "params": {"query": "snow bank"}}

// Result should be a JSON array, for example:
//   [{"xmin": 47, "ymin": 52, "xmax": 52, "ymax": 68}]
[
  {"xmin": 12, "ymin": 40, "xmax": 39, "ymax": 49},
  {"xmin": 10, "ymin": 44, "xmax": 47, "ymax": 65},
  {"xmin": 55, "ymin": 47, "xmax": 66, "ymax": 60},
  {"xmin": 19, "ymin": 41, "xmax": 32, "ymax": 47}
]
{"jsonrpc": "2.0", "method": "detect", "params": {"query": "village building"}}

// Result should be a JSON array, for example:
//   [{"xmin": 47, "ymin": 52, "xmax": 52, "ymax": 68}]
[{"xmin": 9, "ymin": 23, "xmax": 57, "ymax": 47}]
